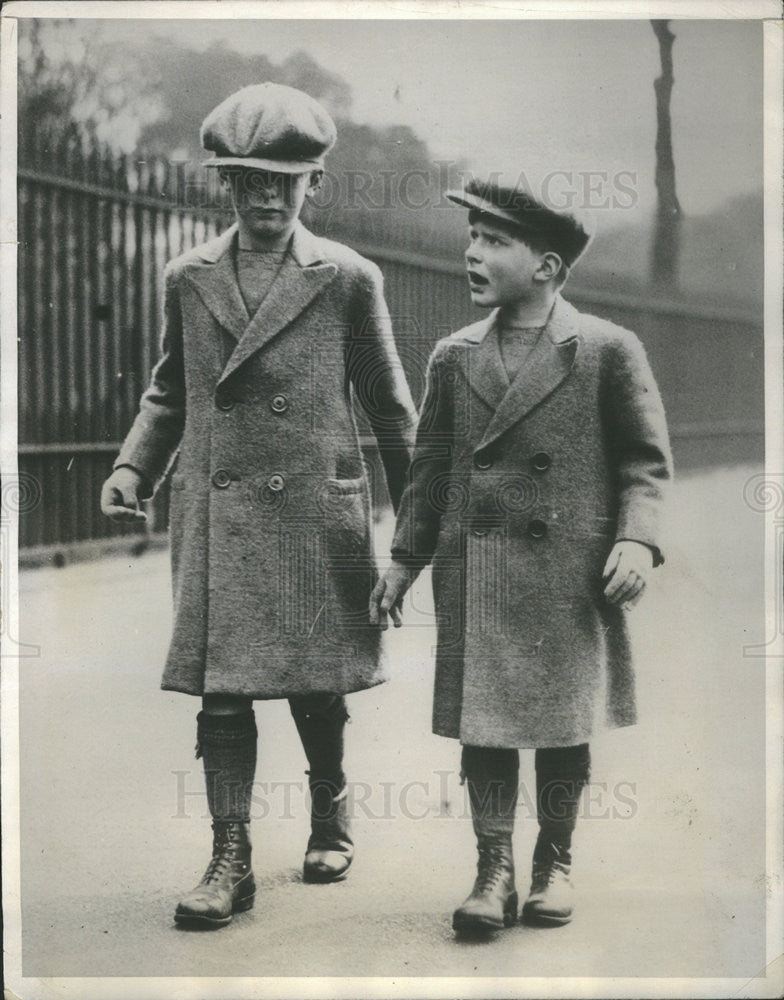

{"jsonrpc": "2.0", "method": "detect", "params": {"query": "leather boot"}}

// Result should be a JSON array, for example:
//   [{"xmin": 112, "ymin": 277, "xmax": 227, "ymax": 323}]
[
  {"xmin": 289, "ymin": 694, "xmax": 354, "ymax": 883},
  {"xmin": 521, "ymin": 841, "xmax": 573, "ymax": 926},
  {"xmin": 452, "ymin": 745, "xmax": 519, "ymax": 933},
  {"xmin": 521, "ymin": 743, "xmax": 589, "ymax": 926},
  {"xmin": 174, "ymin": 710, "xmax": 258, "ymax": 928},
  {"xmin": 302, "ymin": 777, "xmax": 354, "ymax": 883},
  {"xmin": 452, "ymin": 835, "xmax": 518, "ymax": 932},
  {"xmin": 174, "ymin": 821, "xmax": 256, "ymax": 928}
]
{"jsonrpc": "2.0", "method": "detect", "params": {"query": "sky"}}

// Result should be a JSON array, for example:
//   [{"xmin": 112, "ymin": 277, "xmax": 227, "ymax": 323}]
[{"xmin": 54, "ymin": 17, "xmax": 765, "ymax": 217}]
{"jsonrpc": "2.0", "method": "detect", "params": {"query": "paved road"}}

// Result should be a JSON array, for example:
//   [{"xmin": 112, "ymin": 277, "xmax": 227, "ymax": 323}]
[{"xmin": 14, "ymin": 464, "xmax": 770, "ymax": 982}]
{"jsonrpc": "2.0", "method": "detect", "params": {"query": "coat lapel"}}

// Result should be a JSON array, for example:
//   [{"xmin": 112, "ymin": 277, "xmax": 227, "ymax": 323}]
[
  {"xmin": 184, "ymin": 222, "xmax": 339, "ymax": 384},
  {"xmin": 455, "ymin": 311, "xmax": 510, "ymax": 411},
  {"xmin": 475, "ymin": 296, "xmax": 580, "ymax": 452},
  {"xmin": 183, "ymin": 225, "xmax": 249, "ymax": 341},
  {"xmin": 217, "ymin": 223, "xmax": 338, "ymax": 386}
]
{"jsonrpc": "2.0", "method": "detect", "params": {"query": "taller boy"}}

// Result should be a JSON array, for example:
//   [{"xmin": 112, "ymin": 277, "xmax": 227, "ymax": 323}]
[
  {"xmin": 101, "ymin": 84, "xmax": 416, "ymax": 927},
  {"xmin": 371, "ymin": 176, "xmax": 672, "ymax": 933}
]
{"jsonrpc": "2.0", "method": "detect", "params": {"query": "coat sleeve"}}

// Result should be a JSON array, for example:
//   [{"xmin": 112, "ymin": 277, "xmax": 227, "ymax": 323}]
[
  {"xmin": 602, "ymin": 330, "xmax": 673, "ymax": 565},
  {"xmin": 113, "ymin": 264, "xmax": 186, "ymax": 498},
  {"xmin": 346, "ymin": 263, "xmax": 417, "ymax": 512},
  {"xmin": 390, "ymin": 343, "xmax": 454, "ymax": 570}
]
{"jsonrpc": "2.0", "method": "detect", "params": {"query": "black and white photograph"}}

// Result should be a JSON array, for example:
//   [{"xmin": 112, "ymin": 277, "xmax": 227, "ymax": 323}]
[{"xmin": 1, "ymin": 2, "xmax": 782, "ymax": 998}]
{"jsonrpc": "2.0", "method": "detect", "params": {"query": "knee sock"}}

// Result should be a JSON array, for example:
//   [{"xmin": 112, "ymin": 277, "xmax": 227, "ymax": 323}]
[
  {"xmin": 534, "ymin": 743, "xmax": 591, "ymax": 859},
  {"xmin": 289, "ymin": 694, "xmax": 348, "ymax": 786},
  {"xmin": 196, "ymin": 710, "xmax": 258, "ymax": 823},
  {"xmin": 461, "ymin": 745, "xmax": 520, "ymax": 837},
  {"xmin": 289, "ymin": 694, "xmax": 349, "ymax": 821}
]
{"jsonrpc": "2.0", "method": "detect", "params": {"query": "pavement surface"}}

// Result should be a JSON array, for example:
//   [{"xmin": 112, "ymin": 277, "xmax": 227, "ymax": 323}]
[{"xmin": 14, "ymin": 463, "xmax": 771, "ymax": 981}]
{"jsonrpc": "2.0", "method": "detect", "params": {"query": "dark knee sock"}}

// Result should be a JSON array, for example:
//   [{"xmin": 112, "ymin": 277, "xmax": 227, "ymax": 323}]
[
  {"xmin": 289, "ymin": 695, "xmax": 349, "ymax": 821},
  {"xmin": 196, "ymin": 710, "xmax": 258, "ymax": 823},
  {"xmin": 289, "ymin": 694, "xmax": 348, "ymax": 786},
  {"xmin": 461, "ymin": 745, "xmax": 520, "ymax": 836},
  {"xmin": 534, "ymin": 743, "xmax": 591, "ymax": 857}
]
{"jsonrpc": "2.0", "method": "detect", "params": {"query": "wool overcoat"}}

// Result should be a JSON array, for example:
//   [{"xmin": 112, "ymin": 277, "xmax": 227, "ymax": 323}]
[
  {"xmin": 391, "ymin": 296, "xmax": 672, "ymax": 748},
  {"xmin": 116, "ymin": 222, "xmax": 417, "ymax": 698}
]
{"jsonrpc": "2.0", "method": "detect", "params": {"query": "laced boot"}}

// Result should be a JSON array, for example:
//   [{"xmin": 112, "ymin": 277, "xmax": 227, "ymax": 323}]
[
  {"xmin": 289, "ymin": 694, "xmax": 353, "ymax": 883},
  {"xmin": 452, "ymin": 834, "xmax": 518, "ymax": 932},
  {"xmin": 174, "ymin": 710, "xmax": 258, "ymax": 929},
  {"xmin": 521, "ymin": 742, "xmax": 590, "ymax": 927},
  {"xmin": 175, "ymin": 821, "xmax": 255, "ymax": 928},
  {"xmin": 521, "ymin": 841, "xmax": 573, "ymax": 925},
  {"xmin": 452, "ymin": 745, "xmax": 519, "ymax": 934}
]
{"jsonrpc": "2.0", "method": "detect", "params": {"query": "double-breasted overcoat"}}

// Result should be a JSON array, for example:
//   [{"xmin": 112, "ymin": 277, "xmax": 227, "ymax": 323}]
[
  {"xmin": 391, "ymin": 296, "xmax": 672, "ymax": 748},
  {"xmin": 116, "ymin": 222, "xmax": 417, "ymax": 698}
]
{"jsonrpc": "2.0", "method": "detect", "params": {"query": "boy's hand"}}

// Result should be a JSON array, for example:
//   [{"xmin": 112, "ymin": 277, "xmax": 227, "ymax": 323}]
[
  {"xmin": 100, "ymin": 467, "xmax": 148, "ymax": 523},
  {"xmin": 369, "ymin": 562, "xmax": 418, "ymax": 629},
  {"xmin": 602, "ymin": 540, "xmax": 654, "ymax": 610}
]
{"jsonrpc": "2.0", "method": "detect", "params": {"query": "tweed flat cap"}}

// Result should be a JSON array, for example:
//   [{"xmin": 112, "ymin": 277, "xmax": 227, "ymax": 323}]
[
  {"xmin": 201, "ymin": 83, "xmax": 337, "ymax": 173},
  {"xmin": 447, "ymin": 176, "xmax": 594, "ymax": 268}
]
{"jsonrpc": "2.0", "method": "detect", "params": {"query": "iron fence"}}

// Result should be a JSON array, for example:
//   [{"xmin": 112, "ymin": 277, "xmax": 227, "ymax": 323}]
[{"xmin": 17, "ymin": 131, "xmax": 764, "ymax": 560}]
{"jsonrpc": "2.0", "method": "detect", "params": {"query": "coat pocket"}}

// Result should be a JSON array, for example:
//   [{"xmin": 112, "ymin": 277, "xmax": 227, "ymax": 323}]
[
  {"xmin": 323, "ymin": 486, "xmax": 375, "ymax": 626},
  {"xmin": 318, "ymin": 477, "xmax": 368, "ymax": 515},
  {"xmin": 324, "ymin": 476, "xmax": 366, "ymax": 495},
  {"xmin": 321, "ymin": 478, "xmax": 371, "ymax": 558}
]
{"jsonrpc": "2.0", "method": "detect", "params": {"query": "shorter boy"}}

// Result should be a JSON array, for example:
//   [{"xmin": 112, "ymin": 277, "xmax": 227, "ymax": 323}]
[{"xmin": 371, "ymin": 176, "xmax": 672, "ymax": 933}]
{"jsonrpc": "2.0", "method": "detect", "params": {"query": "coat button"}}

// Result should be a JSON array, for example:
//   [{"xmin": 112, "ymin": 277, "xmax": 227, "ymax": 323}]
[
  {"xmin": 531, "ymin": 452, "xmax": 551, "ymax": 472},
  {"xmin": 474, "ymin": 454, "xmax": 492, "ymax": 470},
  {"xmin": 270, "ymin": 394, "xmax": 289, "ymax": 414},
  {"xmin": 212, "ymin": 469, "xmax": 231, "ymax": 489},
  {"xmin": 527, "ymin": 519, "xmax": 548, "ymax": 539},
  {"xmin": 268, "ymin": 474, "xmax": 285, "ymax": 492},
  {"xmin": 215, "ymin": 390, "xmax": 235, "ymax": 411}
]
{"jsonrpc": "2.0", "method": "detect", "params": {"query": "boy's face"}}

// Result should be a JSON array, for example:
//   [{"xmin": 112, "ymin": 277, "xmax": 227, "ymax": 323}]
[
  {"xmin": 223, "ymin": 167, "xmax": 320, "ymax": 246},
  {"xmin": 464, "ymin": 218, "xmax": 546, "ymax": 308}
]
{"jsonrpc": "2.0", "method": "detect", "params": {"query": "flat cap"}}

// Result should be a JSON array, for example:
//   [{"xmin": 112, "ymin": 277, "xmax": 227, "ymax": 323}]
[
  {"xmin": 201, "ymin": 83, "xmax": 337, "ymax": 174},
  {"xmin": 447, "ymin": 176, "xmax": 594, "ymax": 268}
]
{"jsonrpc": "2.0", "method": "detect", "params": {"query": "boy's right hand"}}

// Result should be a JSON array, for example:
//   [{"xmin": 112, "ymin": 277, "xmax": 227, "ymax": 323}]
[
  {"xmin": 369, "ymin": 562, "xmax": 418, "ymax": 630},
  {"xmin": 100, "ymin": 467, "xmax": 148, "ymax": 523}
]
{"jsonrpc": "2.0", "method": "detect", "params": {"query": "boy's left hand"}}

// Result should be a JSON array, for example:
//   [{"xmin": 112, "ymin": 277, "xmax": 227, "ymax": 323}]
[
  {"xmin": 602, "ymin": 541, "xmax": 654, "ymax": 609},
  {"xmin": 369, "ymin": 563, "xmax": 418, "ymax": 629}
]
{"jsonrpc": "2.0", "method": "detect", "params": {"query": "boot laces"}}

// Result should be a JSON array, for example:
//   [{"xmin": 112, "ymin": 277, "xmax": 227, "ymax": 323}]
[
  {"xmin": 202, "ymin": 827, "xmax": 242, "ymax": 884},
  {"xmin": 475, "ymin": 842, "xmax": 509, "ymax": 892},
  {"xmin": 202, "ymin": 852, "xmax": 234, "ymax": 884},
  {"xmin": 531, "ymin": 856, "xmax": 570, "ymax": 891}
]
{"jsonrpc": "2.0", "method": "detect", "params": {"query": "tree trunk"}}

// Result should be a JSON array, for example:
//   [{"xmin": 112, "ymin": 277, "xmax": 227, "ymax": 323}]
[{"xmin": 651, "ymin": 19, "xmax": 683, "ymax": 291}]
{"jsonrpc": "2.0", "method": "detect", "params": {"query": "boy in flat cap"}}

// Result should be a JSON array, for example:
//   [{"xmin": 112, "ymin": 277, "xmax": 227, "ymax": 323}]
[
  {"xmin": 371, "ymin": 175, "xmax": 672, "ymax": 934},
  {"xmin": 101, "ymin": 83, "xmax": 416, "ymax": 928}
]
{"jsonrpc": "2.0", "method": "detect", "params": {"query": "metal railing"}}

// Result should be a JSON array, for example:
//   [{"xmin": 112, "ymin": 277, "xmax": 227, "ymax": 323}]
[{"xmin": 17, "ymin": 131, "xmax": 764, "ymax": 560}]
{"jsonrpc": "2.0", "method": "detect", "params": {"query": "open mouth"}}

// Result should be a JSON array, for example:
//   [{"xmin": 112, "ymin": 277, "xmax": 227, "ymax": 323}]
[{"xmin": 467, "ymin": 270, "xmax": 489, "ymax": 287}]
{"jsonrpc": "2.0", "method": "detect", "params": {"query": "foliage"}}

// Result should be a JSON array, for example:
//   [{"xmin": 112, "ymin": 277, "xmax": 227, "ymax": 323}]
[
  {"xmin": 18, "ymin": 20, "xmax": 433, "ymax": 176},
  {"xmin": 18, "ymin": 20, "xmax": 164, "ymax": 150}
]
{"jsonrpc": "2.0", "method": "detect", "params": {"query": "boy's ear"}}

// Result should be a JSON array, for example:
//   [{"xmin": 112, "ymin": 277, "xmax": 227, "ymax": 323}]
[
  {"xmin": 534, "ymin": 251, "xmax": 564, "ymax": 283},
  {"xmin": 305, "ymin": 169, "xmax": 324, "ymax": 198}
]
